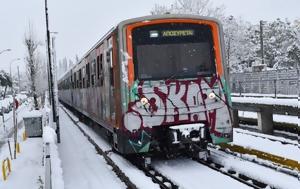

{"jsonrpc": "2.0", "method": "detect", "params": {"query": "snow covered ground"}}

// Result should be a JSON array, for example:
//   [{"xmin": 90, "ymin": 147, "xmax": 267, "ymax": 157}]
[
  {"xmin": 0, "ymin": 137, "xmax": 43, "ymax": 189},
  {"xmin": 210, "ymin": 149, "xmax": 300, "ymax": 189},
  {"xmin": 61, "ymin": 107, "xmax": 161, "ymax": 189},
  {"xmin": 232, "ymin": 96, "xmax": 298, "ymax": 107},
  {"xmin": 0, "ymin": 101, "xmax": 43, "ymax": 189},
  {"xmin": 153, "ymin": 158, "xmax": 252, "ymax": 189},
  {"xmin": 58, "ymin": 108, "xmax": 125, "ymax": 189},
  {"xmin": 232, "ymin": 128, "xmax": 300, "ymax": 162},
  {"xmin": 62, "ymin": 106, "xmax": 300, "ymax": 189},
  {"xmin": 238, "ymin": 111, "xmax": 299, "ymax": 125}
]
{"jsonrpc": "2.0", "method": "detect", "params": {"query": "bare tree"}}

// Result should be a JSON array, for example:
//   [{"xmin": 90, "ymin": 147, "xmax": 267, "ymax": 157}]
[{"xmin": 24, "ymin": 27, "xmax": 41, "ymax": 109}]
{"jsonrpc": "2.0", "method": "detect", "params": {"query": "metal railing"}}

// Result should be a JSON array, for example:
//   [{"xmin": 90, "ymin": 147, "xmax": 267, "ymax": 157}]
[{"xmin": 230, "ymin": 78, "xmax": 298, "ymax": 97}]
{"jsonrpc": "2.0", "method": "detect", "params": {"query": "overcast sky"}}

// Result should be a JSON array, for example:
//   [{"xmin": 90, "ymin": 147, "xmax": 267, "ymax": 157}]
[{"xmin": 0, "ymin": 0, "xmax": 299, "ymax": 75}]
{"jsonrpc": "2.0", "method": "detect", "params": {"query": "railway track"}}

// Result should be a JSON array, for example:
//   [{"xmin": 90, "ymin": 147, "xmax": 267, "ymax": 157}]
[
  {"xmin": 195, "ymin": 158, "xmax": 268, "ymax": 189},
  {"xmin": 61, "ymin": 105, "xmax": 298, "ymax": 189},
  {"xmin": 61, "ymin": 106, "xmax": 177, "ymax": 189},
  {"xmin": 234, "ymin": 129, "xmax": 298, "ymax": 147},
  {"xmin": 214, "ymin": 143, "xmax": 300, "ymax": 178}
]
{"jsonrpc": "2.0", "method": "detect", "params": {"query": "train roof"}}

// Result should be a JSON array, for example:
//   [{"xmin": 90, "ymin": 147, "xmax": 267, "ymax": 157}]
[{"xmin": 59, "ymin": 14, "xmax": 223, "ymax": 82}]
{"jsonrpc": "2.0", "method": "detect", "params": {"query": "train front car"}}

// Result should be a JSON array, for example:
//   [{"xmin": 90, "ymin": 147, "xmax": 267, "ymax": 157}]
[{"xmin": 115, "ymin": 15, "xmax": 232, "ymax": 159}]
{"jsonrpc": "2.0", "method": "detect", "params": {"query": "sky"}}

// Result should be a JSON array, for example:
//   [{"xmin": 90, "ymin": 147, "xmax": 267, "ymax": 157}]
[{"xmin": 0, "ymin": 0, "xmax": 299, "ymax": 76}]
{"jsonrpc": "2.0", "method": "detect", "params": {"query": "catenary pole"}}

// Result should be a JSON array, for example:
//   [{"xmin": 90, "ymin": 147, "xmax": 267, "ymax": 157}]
[
  {"xmin": 259, "ymin": 20, "xmax": 264, "ymax": 65},
  {"xmin": 44, "ymin": 0, "xmax": 60, "ymax": 143}
]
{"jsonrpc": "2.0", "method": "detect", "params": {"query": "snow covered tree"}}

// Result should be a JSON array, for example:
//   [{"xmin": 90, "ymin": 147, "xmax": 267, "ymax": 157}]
[
  {"xmin": 262, "ymin": 19, "xmax": 298, "ymax": 69},
  {"xmin": 151, "ymin": 0, "xmax": 225, "ymax": 20},
  {"xmin": 24, "ymin": 28, "xmax": 41, "ymax": 109},
  {"xmin": 0, "ymin": 70, "xmax": 12, "ymax": 98},
  {"xmin": 223, "ymin": 16, "xmax": 259, "ymax": 72}
]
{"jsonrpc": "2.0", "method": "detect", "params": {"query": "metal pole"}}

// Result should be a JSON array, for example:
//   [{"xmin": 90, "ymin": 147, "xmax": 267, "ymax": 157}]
[
  {"xmin": 260, "ymin": 20, "xmax": 264, "ymax": 65},
  {"xmin": 51, "ymin": 35, "xmax": 60, "ymax": 143},
  {"xmin": 44, "ymin": 0, "xmax": 60, "ymax": 143}
]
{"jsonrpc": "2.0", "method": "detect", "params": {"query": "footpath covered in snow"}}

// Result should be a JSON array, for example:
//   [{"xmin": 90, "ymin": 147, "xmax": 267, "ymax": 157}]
[
  {"xmin": 0, "ymin": 101, "xmax": 44, "ymax": 189},
  {"xmin": 58, "ymin": 108, "xmax": 125, "ymax": 189}
]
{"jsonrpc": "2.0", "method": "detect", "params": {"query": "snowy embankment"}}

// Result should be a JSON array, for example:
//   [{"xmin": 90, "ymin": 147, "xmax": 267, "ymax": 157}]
[
  {"xmin": 43, "ymin": 126, "xmax": 64, "ymax": 189},
  {"xmin": 232, "ymin": 128, "xmax": 300, "ymax": 162},
  {"xmin": 232, "ymin": 96, "xmax": 298, "ymax": 107},
  {"xmin": 210, "ymin": 149, "xmax": 300, "ymax": 189},
  {"xmin": 58, "ymin": 108, "xmax": 126, "ymax": 189},
  {"xmin": 61, "ymin": 107, "xmax": 161, "ymax": 189},
  {"xmin": 42, "ymin": 102, "xmax": 64, "ymax": 189}
]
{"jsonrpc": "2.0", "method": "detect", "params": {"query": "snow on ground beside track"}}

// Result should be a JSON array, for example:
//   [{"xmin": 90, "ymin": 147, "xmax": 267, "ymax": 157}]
[
  {"xmin": 0, "ymin": 137, "xmax": 43, "ymax": 189},
  {"xmin": 62, "ymin": 107, "xmax": 160, "ymax": 189},
  {"xmin": 43, "ymin": 125, "xmax": 64, "ymax": 189},
  {"xmin": 58, "ymin": 108, "xmax": 125, "ymax": 189},
  {"xmin": 0, "ymin": 102, "xmax": 44, "ymax": 189},
  {"xmin": 210, "ymin": 149, "xmax": 300, "ymax": 189},
  {"xmin": 232, "ymin": 96, "xmax": 298, "ymax": 107},
  {"xmin": 232, "ymin": 128, "xmax": 300, "ymax": 162},
  {"xmin": 238, "ymin": 111, "xmax": 298, "ymax": 125},
  {"xmin": 153, "ymin": 158, "xmax": 251, "ymax": 189}
]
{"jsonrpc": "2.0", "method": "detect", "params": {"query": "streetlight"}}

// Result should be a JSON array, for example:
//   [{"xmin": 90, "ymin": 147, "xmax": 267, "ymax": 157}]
[{"xmin": 0, "ymin": 49, "xmax": 11, "ymax": 55}]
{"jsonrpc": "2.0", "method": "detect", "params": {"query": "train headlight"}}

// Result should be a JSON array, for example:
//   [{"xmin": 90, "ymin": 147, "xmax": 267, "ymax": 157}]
[
  {"xmin": 208, "ymin": 92, "xmax": 216, "ymax": 99},
  {"xmin": 140, "ymin": 97, "xmax": 148, "ymax": 105}
]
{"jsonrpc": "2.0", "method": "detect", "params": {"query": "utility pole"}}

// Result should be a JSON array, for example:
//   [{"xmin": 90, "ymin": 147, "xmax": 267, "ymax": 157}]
[
  {"xmin": 260, "ymin": 20, "xmax": 265, "ymax": 65},
  {"xmin": 44, "ymin": 0, "xmax": 60, "ymax": 143}
]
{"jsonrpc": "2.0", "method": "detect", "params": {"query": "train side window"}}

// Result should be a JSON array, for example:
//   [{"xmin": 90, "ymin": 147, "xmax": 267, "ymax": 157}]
[
  {"xmin": 107, "ymin": 51, "xmax": 114, "ymax": 87},
  {"xmin": 97, "ymin": 55, "xmax": 100, "ymax": 79},
  {"xmin": 79, "ymin": 69, "xmax": 82, "ymax": 88},
  {"xmin": 98, "ymin": 54, "xmax": 104, "ymax": 86},
  {"xmin": 91, "ymin": 60, "xmax": 96, "ymax": 87},
  {"xmin": 83, "ymin": 67, "xmax": 86, "ymax": 88},
  {"xmin": 86, "ymin": 63, "xmax": 90, "ymax": 88},
  {"xmin": 73, "ymin": 73, "xmax": 76, "ymax": 88}
]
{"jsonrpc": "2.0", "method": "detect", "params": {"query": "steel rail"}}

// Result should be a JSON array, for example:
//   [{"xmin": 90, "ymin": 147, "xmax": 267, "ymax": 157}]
[
  {"xmin": 62, "ymin": 106, "xmax": 178, "ymax": 189},
  {"xmin": 61, "ymin": 107, "xmax": 138, "ymax": 189}
]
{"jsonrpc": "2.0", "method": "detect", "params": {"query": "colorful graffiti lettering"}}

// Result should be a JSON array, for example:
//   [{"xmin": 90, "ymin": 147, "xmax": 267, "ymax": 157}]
[{"xmin": 123, "ymin": 76, "xmax": 232, "ymax": 146}]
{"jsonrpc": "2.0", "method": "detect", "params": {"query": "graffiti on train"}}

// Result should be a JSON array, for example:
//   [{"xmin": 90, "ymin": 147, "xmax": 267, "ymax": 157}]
[{"xmin": 123, "ymin": 76, "xmax": 231, "ymax": 135}]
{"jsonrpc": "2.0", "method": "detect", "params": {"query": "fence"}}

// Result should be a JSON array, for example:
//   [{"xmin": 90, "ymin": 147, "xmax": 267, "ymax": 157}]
[{"xmin": 230, "ymin": 69, "xmax": 299, "ymax": 96}]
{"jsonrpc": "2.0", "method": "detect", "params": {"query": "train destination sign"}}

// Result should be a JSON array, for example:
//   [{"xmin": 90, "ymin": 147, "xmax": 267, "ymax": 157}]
[{"xmin": 162, "ymin": 30, "xmax": 194, "ymax": 37}]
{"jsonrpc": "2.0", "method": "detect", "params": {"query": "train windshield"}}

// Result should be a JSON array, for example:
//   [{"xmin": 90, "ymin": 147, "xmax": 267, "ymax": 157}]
[{"xmin": 132, "ymin": 23, "xmax": 216, "ymax": 80}]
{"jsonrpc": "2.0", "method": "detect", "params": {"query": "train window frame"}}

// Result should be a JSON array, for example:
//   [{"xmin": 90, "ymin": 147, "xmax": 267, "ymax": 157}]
[
  {"xmin": 98, "ymin": 53, "xmax": 104, "ymax": 87},
  {"xmin": 97, "ymin": 55, "xmax": 100, "ymax": 79},
  {"xmin": 86, "ymin": 63, "xmax": 90, "ymax": 88},
  {"xmin": 79, "ymin": 69, "xmax": 82, "ymax": 88},
  {"xmin": 92, "ymin": 59, "xmax": 96, "ymax": 87},
  {"xmin": 131, "ymin": 23, "xmax": 216, "ymax": 81}
]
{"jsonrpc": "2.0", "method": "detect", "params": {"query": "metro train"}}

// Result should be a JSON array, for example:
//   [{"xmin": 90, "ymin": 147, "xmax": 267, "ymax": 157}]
[{"xmin": 58, "ymin": 15, "xmax": 233, "ymax": 160}]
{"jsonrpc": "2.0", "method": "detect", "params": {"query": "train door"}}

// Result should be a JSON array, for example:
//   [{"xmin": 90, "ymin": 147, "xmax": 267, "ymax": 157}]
[{"xmin": 104, "ymin": 37, "xmax": 116, "ymax": 124}]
